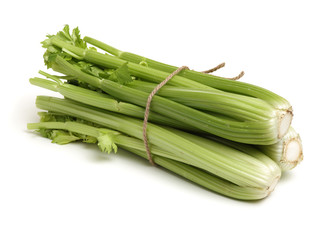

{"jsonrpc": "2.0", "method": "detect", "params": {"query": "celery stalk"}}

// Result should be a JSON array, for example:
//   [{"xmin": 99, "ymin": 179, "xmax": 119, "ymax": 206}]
[
  {"xmin": 83, "ymin": 36, "xmax": 291, "ymax": 110},
  {"xmin": 29, "ymin": 76, "xmax": 198, "ymax": 131},
  {"xmin": 34, "ymin": 96, "xmax": 281, "ymax": 189},
  {"xmin": 47, "ymin": 36, "xmax": 293, "ymax": 140},
  {"xmin": 207, "ymin": 129, "xmax": 303, "ymax": 171},
  {"xmin": 257, "ymin": 127, "xmax": 303, "ymax": 171},
  {"xmin": 47, "ymin": 56, "xmax": 283, "ymax": 145},
  {"xmin": 28, "ymin": 119, "xmax": 271, "ymax": 200},
  {"xmin": 127, "ymin": 80, "xmax": 275, "ymax": 121}
]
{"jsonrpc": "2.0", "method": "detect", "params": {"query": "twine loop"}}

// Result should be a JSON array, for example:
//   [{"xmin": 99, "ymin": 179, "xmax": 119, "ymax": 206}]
[{"xmin": 142, "ymin": 63, "xmax": 243, "ymax": 165}]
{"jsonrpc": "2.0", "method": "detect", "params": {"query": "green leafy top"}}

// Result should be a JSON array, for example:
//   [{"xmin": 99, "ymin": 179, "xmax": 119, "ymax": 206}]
[
  {"xmin": 42, "ymin": 25, "xmax": 88, "ymax": 51},
  {"xmin": 38, "ymin": 112, "xmax": 74, "ymax": 122},
  {"xmin": 97, "ymin": 129, "xmax": 118, "ymax": 154},
  {"xmin": 55, "ymin": 25, "xmax": 87, "ymax": 49},
  {"xmin": 34, "ymin": 112, "xmax": 118, "ymax": 153},
  {"xmin": 41, "ymin": 25, "xmax": 133, "ymax": 86},
  {"xmin": 41, "ymin": 25, "xmax": 93, "ymax": 68},
  {"xmin": 80, "ymin": 61, "xmax": 133, "ymax": 85},
  {"xmin": 113, "ymin": 63, "xmax": 133, "ymax": 85}
]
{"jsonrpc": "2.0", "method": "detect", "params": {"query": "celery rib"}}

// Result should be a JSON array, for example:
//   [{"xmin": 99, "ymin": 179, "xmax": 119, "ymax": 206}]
[
  {"xmin": 29, "ymin": 77, "xmax": 198, "ymax": 131},
  {"xmin": 28, "ymin": 118, "xmax": 275, "ymax": 200},
  {"xmin": 35, "ymin": 96, "xmax": 281, "ymax": 189},
  {"xmin": 50, "ymin": 56, "xmax": 280, "ymax": 144},
  {"xmin": 84, "ymin": 36, "xmax": 291, "ymax": 110}
]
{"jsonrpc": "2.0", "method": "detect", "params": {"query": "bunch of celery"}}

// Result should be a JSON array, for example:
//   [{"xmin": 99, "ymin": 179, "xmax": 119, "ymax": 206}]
[{"xmin": 27, "ymin": 25, "xmax": 303, "ymax": 200}]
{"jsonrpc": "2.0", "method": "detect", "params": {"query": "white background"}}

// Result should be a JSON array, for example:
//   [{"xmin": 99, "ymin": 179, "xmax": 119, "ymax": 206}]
[{"xmin": 1, "ymin": 0, "xmax": 335, "ymax": 239}]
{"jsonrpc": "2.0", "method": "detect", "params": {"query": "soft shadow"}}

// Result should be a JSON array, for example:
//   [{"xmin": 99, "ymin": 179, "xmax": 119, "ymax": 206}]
[
  {"xmin": 78, "ymin": 142, "xmax": 268, "ymax": 203},
  {"xmin": 81, "ymin": 142, "xmax": 150, "ymax": 168},
  {"xmin": 115, "ymin": 149, "xmax": 150, "ymax": 167},
  {"xmin": 25, "ymin": 130, "xmax": 273, "ymax": 203},
  {"xmin": 156, "ymin": 165, "xmax": 268, "ymax": 205},
  {"xmin": 279, "ymin": 171, "xmax": 295, "ymax": 182}
]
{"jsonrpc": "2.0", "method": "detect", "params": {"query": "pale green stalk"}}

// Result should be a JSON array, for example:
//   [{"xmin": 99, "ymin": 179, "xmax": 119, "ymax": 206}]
[
  {"xmin": 208, "ymin": 128, "xmax": 303, "ymax": 171},
  {"xmin": 127, "ymin": 80, "xmax": 275, "ymax": 121},
  {"xmin": 34, "ymin": 96, "xmax": 281, "ymax": 189},
  {"xmin": 257, "ymin": 127, "xmax": 303, "ymax": 171},
  {"xmin": 27, "ymin": 119, "xmax": 271, "ymax": 200},
  {"xmin": 83, "ymin": 36, "xmax": 291, "ymax": 110},
  {"xmin": 47, "ymin": 56, "xmax": 282, "ymax": 145},
  {"xmin": 117, "ymin": 148, "xmax": 273, "ymax": 200},
  {"xmin": 29, "ymin": 75, "xmax": 197, "ymax": 131},
  {"xmin": 47, "ymin": 36, "xmax": 292, "ymax": 141}
]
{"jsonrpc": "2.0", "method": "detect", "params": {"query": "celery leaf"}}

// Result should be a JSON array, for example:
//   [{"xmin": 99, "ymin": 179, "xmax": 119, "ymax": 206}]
[
  {"xmin": 97, "ymin": 130, "xmax": 119, "ymax": 154},
  {"xmin": 114, "ymin": 63, "xmax": 133, "ymax": 85},
  {"xmin": 42, "ymin": 25, "xmax": 88, "ymax": 68},
  {"xmin": 52, "ymin": 134, "xmax": 80, "ymax": 145}
]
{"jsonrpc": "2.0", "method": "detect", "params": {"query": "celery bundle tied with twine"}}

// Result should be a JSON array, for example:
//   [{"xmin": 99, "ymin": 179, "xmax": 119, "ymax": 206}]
[{"xmin": 27, "ymin": 25, "xmax": 303, "ymax": 200}]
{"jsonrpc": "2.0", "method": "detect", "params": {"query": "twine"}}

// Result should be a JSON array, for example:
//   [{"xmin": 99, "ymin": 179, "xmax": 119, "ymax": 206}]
[
  {"xmin": 201, "ymin": 62, "xmax": 226, "ymax": 74},
  {"xmin": 143, "ymin": 63, "xmax": 243, "ymax": 165}
]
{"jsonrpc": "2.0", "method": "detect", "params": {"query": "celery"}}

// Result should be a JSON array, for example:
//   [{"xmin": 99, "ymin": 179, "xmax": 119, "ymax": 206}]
[
  {"xmin": 29, "ymin": 74, "xmax": 198, "ymax": 132},
  {"xmin": 34, "ymin": 96, "xmax": 281, "ymax": 189},
  {"xmin": 257, "ymin": 127, "xmax": 303, "ymax": 171},
  {"xmin": 43, "ymin": 30, "xmax": 292, "ymax": 142},
  {"xmin": 207, "ymin": 128, "xmax": 303, "ymax": 171},
  {"xmin": 27, "ymin": 114, "xmax": 277, "ymax": 200},
  {"xmin": 127, "ymin": 80, "xmax": 275, "ymax": 121},
  {"xmin": 83, "ymin": 36, "xmax": 291, "ymax": 110},
  {"xmin": 25, "ymin": 25, "xmax": 304, "ymax": 200},
  {"xmin": 44, "ymin": 56, "xmax": 279, "ymax": 144}
]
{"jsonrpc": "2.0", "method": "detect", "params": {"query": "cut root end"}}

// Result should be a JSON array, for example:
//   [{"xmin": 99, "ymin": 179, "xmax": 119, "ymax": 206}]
[
  {"xmin": 278, "ymin": 108, "xmax": 293, "ymax": 139},
  {"xmin": 281, "ymin": 136, "xmax": 303, "ymax": 170}
]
